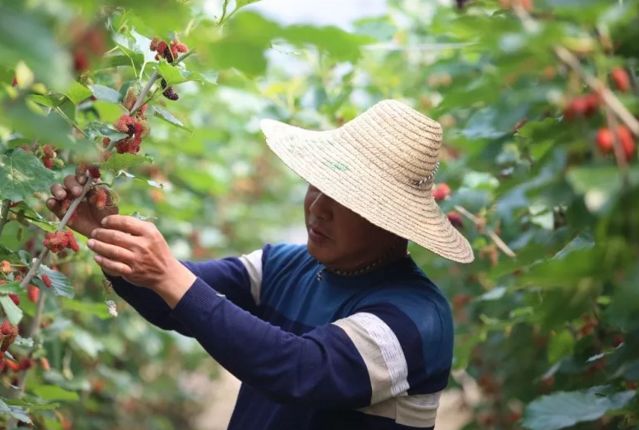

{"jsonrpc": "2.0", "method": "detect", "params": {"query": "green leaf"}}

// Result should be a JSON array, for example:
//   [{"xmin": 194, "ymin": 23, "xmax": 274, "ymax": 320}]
[
  {"xmin": 84, "ymin": 122, "xmax": 129, "ymax": 142},
  {"xmin": 523, "ymin": 387, "xmax": 636, "ymax": 430},
  {"xmin": 152, "ymin": 105, "xmax": 188, "ymax": 129},
  {"xmin": 102, "ymin": 153, "xmax": 152, "ymax": 172},
  {"xmin": 0, "ymin": 4, "xmax": 71, "ymax": 92},
  {"xmin": 90, "ymin": 84, "xmax": 121, "ymax": 104},
  {"xmin": 0, "ymin": 281, "xmax": 22, "ymax": 295},
  {"xmin": 547, "ymin": 329, "xmax": 574, "ymax": 364},
  {"xmin": 0, "ymin": 295, "xmax": 23, "ymax": 325},
  {"xmin": 0, "ymin": 98, "xmax": 73, "ymax": 148},
  {"xmin": 37, "ymin": 265, "xmax": 74, "ymax": 298},
  {"xmin": 32, "ymin": 385, "xmax": 79, "ymax": 402},
  {"xmin": 236, "ymin": 0, "xmax": 261, "ymax": 9},
  {"xmin": 65, "ymin": 81, "xmax": 93, "ymax": 105},
  {"xmin": 0, "ymin": 399, "xmax": 31, "ymax": 424},
  {"xmin": 0, "ymin": 149, "xmax": 57, "ymax": 202},
  {"xmin": 60, "ymin": 298, "xmax": 111, "ymax": 320},
  {"xmin": 157, "ymin": 61, "xmax": 190, "ymax": 86},
  {"xmin": 281, "ymin": 24, "xmax": 375, "ymax": 62},
  {"xmin": 209, "ymin": 12, "xmax": 373, "ymax": 76},
  {"xmin": 566, "ymin": 166, "xmax": 639, "ymax": 213},
  {"xmin": 70, "ymin": 328, "xmax": 103, "ymax": 358}
]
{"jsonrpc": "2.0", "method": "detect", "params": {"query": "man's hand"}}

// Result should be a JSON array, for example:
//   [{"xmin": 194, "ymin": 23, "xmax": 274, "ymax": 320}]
[
  {"xmin": 46, "ymin": 167, "xmax": 118, "ymax": 238},
  {"xmin": 88, "ymin": 215, "xmax": 196, "ymax": 308}
]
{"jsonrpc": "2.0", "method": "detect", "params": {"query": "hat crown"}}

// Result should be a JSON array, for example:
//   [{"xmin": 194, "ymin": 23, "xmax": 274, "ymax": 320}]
[{"xmin": 341, "ymin": 100, "xmax": 442, "ymax": 189}]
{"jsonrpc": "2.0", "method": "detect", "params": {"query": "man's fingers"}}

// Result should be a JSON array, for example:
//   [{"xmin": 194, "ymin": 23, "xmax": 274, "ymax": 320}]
[
  {"xmin": 63, "ymin": 175, "xmax": 83, "ymax": 197},
  {"xmin": 46, "ymin": 198, "xmax": 61, "ymax": 214},
  {"xmin": 50, "ymin": 184, "xmax": 67, "ymax": 200},
  {"xmin": 94, "ymin": 255, "xmax": 132, "ymax": 276},
  {"xmin": 91, "ymin": 228, "xmax": 138, "ymax": 248},
  {"xmin": 87, "ymin": 239, "xmax": 136, "ymax": 264},
  {"xmin": 75, "ymin": 165, "xmax": 89, "ymax": 184},
  {"xmin": 100, "ymin": 215, "xmax": 151, "ymax": 236}
]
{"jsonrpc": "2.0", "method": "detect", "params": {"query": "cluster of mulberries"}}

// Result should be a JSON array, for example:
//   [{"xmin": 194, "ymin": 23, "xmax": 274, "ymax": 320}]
[
  {"xmin": 150, "ymin": 37, "xmax": 188, "ymax": 63},
  {"xmin": 150, "ymin": 37, "xmax": 189, "ymax": 101},
  {"xmin": 102, "ymin": 89, "xmax": 150, "ymax": 154},
  {"xmin": 0, "ymin": 320, "xmax": 18, "ymax": 352},
  {"xmin": 38, "ymin": 144, "xmax": 63, "ymax": 170},
  {"xmin": 43, "ymin": 230, "xmax": 80, "ymax": 253}
]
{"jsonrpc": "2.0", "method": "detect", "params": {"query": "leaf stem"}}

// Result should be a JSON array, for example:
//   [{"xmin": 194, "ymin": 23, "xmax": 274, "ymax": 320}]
[
  {"xmin": 454, "ymin": 205, "xmax": 516, "ymax": 258},
  {"xmin": 219, "ymin": 0, "xmax": 230, "ymax": 25},
  {"xmin": 129, "ymin": 51, "xmax": 194, "ymax": 116},
  {"xmin": 0, "ymin": 199, "xmax": 10, "ymax": 238}
]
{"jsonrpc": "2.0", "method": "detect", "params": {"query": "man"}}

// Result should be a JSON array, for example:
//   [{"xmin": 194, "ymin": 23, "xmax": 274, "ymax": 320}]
[{"xmin": 48, "ymin": 99, "xmax": 474, "ymax": 429}]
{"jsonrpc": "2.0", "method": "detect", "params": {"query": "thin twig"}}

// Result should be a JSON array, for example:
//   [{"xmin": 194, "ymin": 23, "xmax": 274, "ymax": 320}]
[
  {"xmin": 454, "ymin": 205, "xmax": 516, "ymax": 258},
  {"xmin": 219, "ymin": 0, "xmax": 231, "ymax": 25},
  {"xmin": 0, "ymin": 199, "xmax": 10, "ymax": 238},
  {"xmin": 129, "ymin": 51, "xmax": 194, "ymax": 117},
  {"xmin": 129, "ymin": 70, "xmax": 159, "ymax": 116}
]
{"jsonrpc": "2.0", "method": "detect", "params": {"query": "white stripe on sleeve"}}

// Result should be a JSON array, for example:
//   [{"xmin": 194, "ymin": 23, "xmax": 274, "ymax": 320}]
[
  {"xmin": 358, "ymin": 390, "xmax": 442, "ymax": 428},
  {"xmin": 238, "ymin": 249, "xmax": 263, "ymax": 305},
  {"xmin": 333, "ymin": 312, "xmax": 409, "ymax": 404}
]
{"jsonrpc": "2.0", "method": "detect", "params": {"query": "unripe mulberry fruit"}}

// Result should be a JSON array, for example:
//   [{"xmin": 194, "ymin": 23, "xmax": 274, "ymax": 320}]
[
  {"xmin": 596, "ymin": 128, "xmax": 614, "ymax": 154},
  {"xmin": 447, "ymin": 211, "xmax": 464, "ymax": 229},
  {"xmin": 432, "ymin": 183, "xmax": 451, "ymax": 201},
  {"xmin": 611, "ymin": 68, "xmax": 631, "ymax": 92},
  {"xmin": 564, "ymin": 93, "xmax": 599, "ymax": 120},
  {"xmin": 4, "ymin": 359, "xmax": 20, "ymax": 372},
  {"xmin": 0, "ymin": 319, "xmax": 12, "ymax": 336},
  {"xmin": 42, "ymin": 157, "xmax": 55, "ymax": 169},
  {"xmin": 42, "ymin": 274, "xmax": 52, "ymax": 289},
  {"xmin": 65, "ymin": 230, "xmax": 80, "ymax": 252},
  {"xmin": 89, "ymin": 187, "xmax": 109, "ymax": 210},
  {"xmin": 8, "ymin": 294, "xmax": 19, "ymax": 306},
  {"xmin": 19, "ymin": 358, "xmax": 33, "ymax": 371},
  {"xmin": 43, "ymin": 231, "xmax": 69, "ymax": 253},
  {"xmin": 115, "ymin": 114, "xmax": 136, "ymax": 134},
  {"xmin": 617, "ymin": 126, "xmax": 636, "ymax": 161},
  {"xmin": 39, "ymin": 357, "xmax": 51, "ymax": 372},
  {"xmin": 1, "ymin": 260, "xmax": 11, "ymax": 273},
  {"xmin": 42, "ymin": 144, "xmax": 56, "ymax": 158},
  {"xmin": 27, "ymin": 284, "xmax": 40, "ymax": 303},
  {"xmin": 150, "ymin": 37, "xmax": 160, "ymax": 52}
]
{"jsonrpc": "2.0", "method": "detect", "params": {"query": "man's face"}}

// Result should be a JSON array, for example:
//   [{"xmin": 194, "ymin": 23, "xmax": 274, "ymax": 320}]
[{"xmin": 304, "ymin": 184, "xmax": 403, "ymax": 270}]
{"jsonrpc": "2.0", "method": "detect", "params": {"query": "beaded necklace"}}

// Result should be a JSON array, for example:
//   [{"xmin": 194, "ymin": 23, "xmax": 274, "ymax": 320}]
[{"xmin": 316, "ymin": 250, "xmax": 410, "ymax": 280}]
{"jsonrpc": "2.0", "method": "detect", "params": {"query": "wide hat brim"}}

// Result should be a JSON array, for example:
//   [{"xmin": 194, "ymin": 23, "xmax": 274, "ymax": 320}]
[{"xmin": 260, "ymin": 101, "xmax": 475, "ymax": 264}]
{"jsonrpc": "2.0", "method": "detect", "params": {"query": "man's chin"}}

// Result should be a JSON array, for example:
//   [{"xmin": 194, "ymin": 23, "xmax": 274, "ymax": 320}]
[{"xmin": 306, "ymin": 241, "xmax": 333, "ymax": 264}]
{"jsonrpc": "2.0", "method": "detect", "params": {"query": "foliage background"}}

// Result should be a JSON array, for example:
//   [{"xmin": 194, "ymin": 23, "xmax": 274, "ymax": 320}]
[{"xmin": 0, "ymin": 0, "xmax": 638, "ymax": 429}]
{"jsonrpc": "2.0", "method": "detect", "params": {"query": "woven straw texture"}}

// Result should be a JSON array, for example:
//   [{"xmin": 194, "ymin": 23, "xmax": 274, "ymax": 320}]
[{"xmin": 260, "ymin": 99, "xmax": 474, "ymax": 264}]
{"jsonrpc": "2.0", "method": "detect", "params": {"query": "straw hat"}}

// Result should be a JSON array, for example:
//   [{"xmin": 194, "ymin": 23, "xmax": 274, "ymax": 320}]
[{"xmin": 260, "ymin": 99, "xmax": 474, "ymax": 264}]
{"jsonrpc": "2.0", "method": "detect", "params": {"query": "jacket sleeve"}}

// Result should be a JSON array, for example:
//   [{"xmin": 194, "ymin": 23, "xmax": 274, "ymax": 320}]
[
  {"xmin": 108, "ymin": 250, "xmax": 262, "ymax": 336},
  {"xmin": 168, "ymin": 276, "xmax": 377, "ymax": 408}
]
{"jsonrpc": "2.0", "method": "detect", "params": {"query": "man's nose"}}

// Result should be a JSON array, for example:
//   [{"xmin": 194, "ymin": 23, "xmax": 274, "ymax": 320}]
[{"xmin": 309, "ymin": 191, "xmax": 333, "ymax": 219}]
